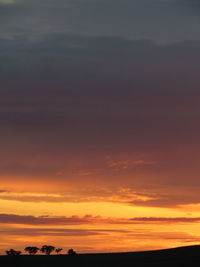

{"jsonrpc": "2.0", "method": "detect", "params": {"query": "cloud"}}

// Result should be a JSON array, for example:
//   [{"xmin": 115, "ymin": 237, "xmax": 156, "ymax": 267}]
[
  {"xmin": 3, "ymin": 228, "xmax": 200, "ymax": 244},
  {"xmin": 0, "ymin": 188, "xmax": 156, "ymax": 204},
  {"xmin": 1, "ymin": 214, "xmax": 200, "ymax": 248},
  {"xmin": 1, "ymin": 213, "xmax": 200, "ymax": 226},
  {"xmin": 1, "ymin": 227, "xmax": 129, "ymax": 237},
  {"xmin": 127, "ymin": 231, "xmax": 200, "ymax": 243},
  {"xmin": 0, "ymin": 190, "xmax": 8, "ymax": 193},
  {"xmin": 0, "ymin": 17, "xmax": 200, "ymax": 210},
  {"xmin": 0, "ymin": 214, "xmax": 94, "ymax": 225},
  {"xmin": 129, "ymin": 190, "xmax": 200, "ymax": 207},
  {"xmin": 0, "ymin": 0, "xmax": 15, "ymax": 4},
  {"xmin": 106, "ymin": 157, "xmax": 157, "ymax": 170},
  {"xmin": 0, "ymin": 0, "xmax": 200, "ymax": 253},
  {"xmin": 1, "ymin": 186, "xmax": 200, "ymax": 208},
  {"xmin": 1, "ymin": 0, "xmax": 200, "ymax": 42}
]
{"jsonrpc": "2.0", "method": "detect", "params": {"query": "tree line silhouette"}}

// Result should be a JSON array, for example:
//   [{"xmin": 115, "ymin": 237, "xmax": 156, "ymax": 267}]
[{"xmin": 6, "ymin": 246, "xmax": 76, "ymax": 256}]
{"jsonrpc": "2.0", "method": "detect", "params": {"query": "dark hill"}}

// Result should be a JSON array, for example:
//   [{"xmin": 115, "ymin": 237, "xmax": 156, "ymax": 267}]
[{"xmin": 1, "ymin": 245, "xmax": 200, "ymax": 267}]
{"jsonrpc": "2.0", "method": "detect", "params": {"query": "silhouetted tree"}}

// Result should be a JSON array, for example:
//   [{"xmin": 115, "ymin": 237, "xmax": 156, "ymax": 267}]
[
  {"xmin": 55, "ymin": 248, "xmax": 63, "ymax": 254},
  {"xmin": 40, "ymin": 245, "xmax": 55, "ymax": 255},
  {"xmin": 24, "ymin": 246, "xmax": 39, "ymax": 255},
  {"xmin": 6, "ymin": 249, "xmax": 21, "ymax": 255},
  {"xmin": 68, "ymin": 248, "xmax": 77, "ymax": 255}
]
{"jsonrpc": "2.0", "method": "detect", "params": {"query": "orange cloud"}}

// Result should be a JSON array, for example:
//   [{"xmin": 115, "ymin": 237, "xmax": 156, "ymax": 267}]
[{"xmin": 0, "ymin": 188, "xmax": 156, "ymax": 204}]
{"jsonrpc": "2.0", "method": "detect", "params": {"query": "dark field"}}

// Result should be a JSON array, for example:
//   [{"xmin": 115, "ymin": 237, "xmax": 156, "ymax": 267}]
[{"xmin": 1, "ymin": 245, "xmax": 200, "ymax": 267}]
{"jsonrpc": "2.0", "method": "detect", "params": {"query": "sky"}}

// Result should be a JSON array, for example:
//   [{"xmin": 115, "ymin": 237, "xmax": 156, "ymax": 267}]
[{"xmin": 0, "ymin": 0, "xmax": 200, "ymax": 254}]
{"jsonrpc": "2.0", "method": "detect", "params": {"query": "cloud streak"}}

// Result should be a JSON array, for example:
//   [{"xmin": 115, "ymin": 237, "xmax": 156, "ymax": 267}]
[
  {"xmin": 1, "ymin": 0, "xmax": 200, "ymax": 42},
  {"xmin": 1, "ymin": 214, "xmax": 200, "ymax": 226},
  {"xmin": 0, "ymin": 0, "xmax": 15, "ymax": 4}
]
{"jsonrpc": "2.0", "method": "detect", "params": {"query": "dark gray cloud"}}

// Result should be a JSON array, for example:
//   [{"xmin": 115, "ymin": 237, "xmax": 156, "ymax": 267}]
[
  {"xmin": 0, "ymin": 35, "xmax": 200, "ymax": 186},
  {"xmin": 0, "ymin": 34, "xmax": 200, "ymax": 123},
  {"xmin": 0, "ymin": 1, "xmax": 200, "ymax": 209},
  {"xmin": 0, "ymin": 0, "xmax": 200, "ymax": 42}
]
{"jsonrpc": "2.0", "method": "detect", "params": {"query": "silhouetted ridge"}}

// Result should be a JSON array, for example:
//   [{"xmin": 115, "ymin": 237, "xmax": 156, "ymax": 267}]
[{"xmin": 1, "ymin": 245, "xmax": 200, "ymax": 267}]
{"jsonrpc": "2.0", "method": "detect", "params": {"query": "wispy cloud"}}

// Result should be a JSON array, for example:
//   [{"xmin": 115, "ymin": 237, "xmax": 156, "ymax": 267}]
[
  {"xmin": 1, "ymin": 213, "xmax": 200, "ymax": 226},
  {"xmin": 1, "ymin": 228, "xmax": 129, "ymax": 237},
  {"xmin": 0, "ymin": 0, "xmax": 15, "ymax": 4},
  {"xmin": 106, "ymin": 157, "xmax": 158, "ymax": 170},
  {"xmin": 0, "ymin": 188, "xmax": 156, "ymax": 204}
]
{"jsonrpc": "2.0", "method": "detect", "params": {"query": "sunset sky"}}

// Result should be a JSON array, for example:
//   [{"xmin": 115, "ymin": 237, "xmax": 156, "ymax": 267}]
[{"xmin": 1, "ymin": 0, "xmax": 200, "ymax": 254}]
